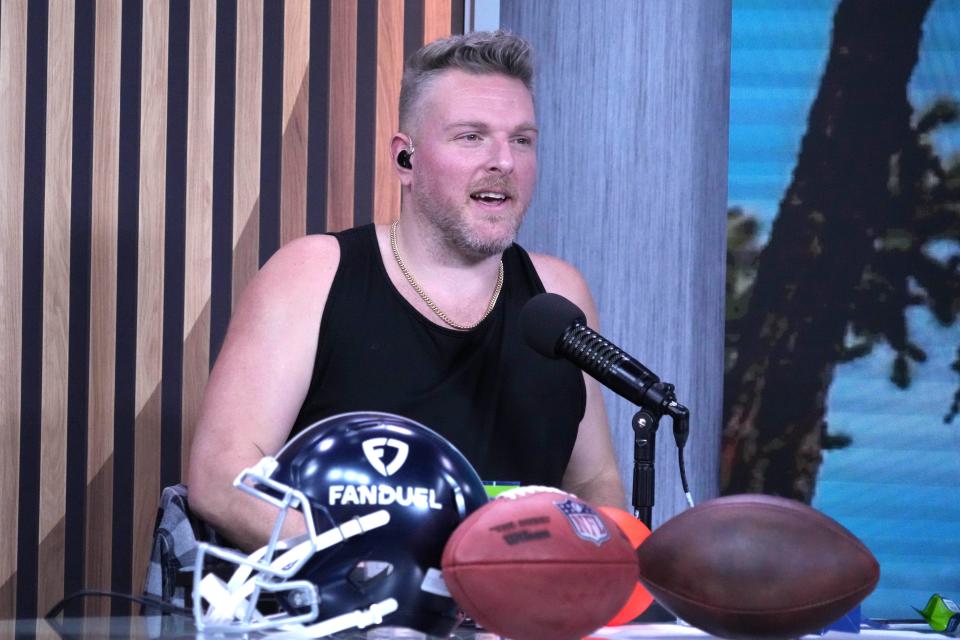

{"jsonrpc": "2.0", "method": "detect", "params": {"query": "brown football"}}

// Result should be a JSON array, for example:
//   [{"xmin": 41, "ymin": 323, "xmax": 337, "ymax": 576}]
[
  {"xmin": 441, "ymin": 487, "xmax": 638, "ymax": 640},
  {"xmin": 636, "ymin": 494, "xmax": 880, "ymax": 639}
]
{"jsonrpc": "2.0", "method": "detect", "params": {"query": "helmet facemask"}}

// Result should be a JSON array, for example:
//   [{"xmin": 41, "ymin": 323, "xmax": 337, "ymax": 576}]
[{"xmin": 192, "ymin": 456, "xmax": 396, "ymax": 636}]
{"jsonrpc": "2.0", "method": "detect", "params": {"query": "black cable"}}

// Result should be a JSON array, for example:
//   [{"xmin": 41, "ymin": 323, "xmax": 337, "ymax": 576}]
[
  {"xmin": 678, "ymin": 447, "xmax": 692, "ymax": 503},
  {"xmin": 667, "ymin": 401, "xmax": 694, "ymax": 506},
  {"xmin": 44, "ymin": 589, "xmax": 192, "ymax": 620}
]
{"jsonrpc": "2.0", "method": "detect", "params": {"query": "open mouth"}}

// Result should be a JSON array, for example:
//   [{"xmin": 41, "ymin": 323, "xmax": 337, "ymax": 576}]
[{"xmin": 470, "ymin": 191, "xmax": 510, "ymax": 205}]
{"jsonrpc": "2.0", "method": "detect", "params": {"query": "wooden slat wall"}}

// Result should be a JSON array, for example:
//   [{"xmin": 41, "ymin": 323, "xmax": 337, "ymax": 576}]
[
  {"xmin": 181, "ymin": 0, "xmax": 216, "ymax": 478},
  {"xmin": 280, "ymin": 0, "xmax": 310, "ymax": 246},
  {"xmin": 38, "ymin": 1, "xmax": 75, "ymax": 616},
  {"xmin": 132, "ymin": 0, "xmax": 168, "ymax": 612},
  {"xmin": 327, "ymin": 1, "xmax": 359, "ymax": 233},
  {"xmin": 0, "ymin": 0, "xmax": 460, "ymax": 619},
  {"xmin": 374, "ymin": 0, "xmax": 405, "ymax": 225},
  {"xmin": 424, "ymin": 0, "xmax": 454, "ymax": 43},
  {"xmin": 85, "ymin": 0, "xmax": 121, "ymax": 618},
  {"xmin": 0, "ymin": 0, "xmax": 28, "ymax": 619},
  {"xmin": 231, "ymin": 2, "xmax": 264, "ymax": 306}
]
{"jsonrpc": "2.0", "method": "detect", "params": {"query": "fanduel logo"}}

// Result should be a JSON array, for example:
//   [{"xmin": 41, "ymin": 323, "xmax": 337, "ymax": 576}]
[
  {"xmin": 336, "ymin": 437, "xmax": 440, "ymax": 510},
  {"xmin": 328, "ymin": 484, "xmax": 443, "ymax": 510},
  {"xmin": 362, "ymin": 437, "xmax": 409, "ymax": 476}
]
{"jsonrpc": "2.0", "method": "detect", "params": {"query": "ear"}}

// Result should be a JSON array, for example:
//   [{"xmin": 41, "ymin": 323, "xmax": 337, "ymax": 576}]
[{"xmin": 391, "ymin": 133, "xmax": 414, "ymax": 185}]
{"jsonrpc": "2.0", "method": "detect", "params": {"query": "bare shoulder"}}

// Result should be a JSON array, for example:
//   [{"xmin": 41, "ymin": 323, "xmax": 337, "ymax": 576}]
[
  {"xmin": 258, "ymin": 234, "xmax": 340, "ymax": 288},
  {"xmin": 527, "ymin": 252, "xmax": 598, "ymax": 323},
  {"xmin": 244, "ymin": 234, "xmax": 340, "ymax": 312},
  {"xmin": 222, "ymin": 233, "xmax": 342, "ymax": 352}
]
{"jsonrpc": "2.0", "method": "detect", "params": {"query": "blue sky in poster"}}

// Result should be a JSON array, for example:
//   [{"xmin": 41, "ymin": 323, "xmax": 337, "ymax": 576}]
[{"xmin": 728, "ymin": 0, "xmax": 960, "ymax": 620}]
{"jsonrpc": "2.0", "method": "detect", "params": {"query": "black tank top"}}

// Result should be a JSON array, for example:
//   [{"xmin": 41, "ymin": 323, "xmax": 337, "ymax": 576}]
[{"xmin": 291, "ymin": 224, "xmax": 585, "ymax": 487}]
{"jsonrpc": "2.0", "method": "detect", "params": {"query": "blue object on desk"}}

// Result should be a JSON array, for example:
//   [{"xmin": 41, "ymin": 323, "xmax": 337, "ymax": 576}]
[{"xmin": 819, "ymin": 605, "xmax": 861, "ymax": 634}]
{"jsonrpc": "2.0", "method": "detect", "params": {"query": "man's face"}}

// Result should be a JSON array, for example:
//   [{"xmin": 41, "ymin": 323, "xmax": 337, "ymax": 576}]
[{"xmin": 407, "ymin": 70, "xmax": 538, "ymax": 258}]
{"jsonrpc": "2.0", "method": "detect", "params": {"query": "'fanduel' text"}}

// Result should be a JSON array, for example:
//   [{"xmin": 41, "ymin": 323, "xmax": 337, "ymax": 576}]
[{"xmin": 328, "ymin": 484, "xmax": 442, "ymax": 510}]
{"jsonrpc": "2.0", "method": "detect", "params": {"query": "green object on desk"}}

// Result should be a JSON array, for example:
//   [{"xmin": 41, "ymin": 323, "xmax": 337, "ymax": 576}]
[
  {"xmin": 915, "ymin": 593, "xmax": 960, "ymax": 633},
  {"xmin": 482, "ymin": 481, "xmax": 520, "ymax": 498}
]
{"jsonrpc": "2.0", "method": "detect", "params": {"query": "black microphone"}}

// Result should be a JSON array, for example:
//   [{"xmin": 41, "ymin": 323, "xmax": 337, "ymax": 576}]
[
  {"xmin": 522, "ymin": 292, "xmax": 694, "ymax": 514},
  {"xmin": 520, "ymin": 292, "xmax": 675, "ymax": 413}
]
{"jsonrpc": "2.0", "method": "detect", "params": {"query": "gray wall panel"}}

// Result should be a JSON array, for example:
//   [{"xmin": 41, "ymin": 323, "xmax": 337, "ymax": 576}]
[{"xmin": 501, "ymin": 0, "xmax": 731, "ymax": 526}]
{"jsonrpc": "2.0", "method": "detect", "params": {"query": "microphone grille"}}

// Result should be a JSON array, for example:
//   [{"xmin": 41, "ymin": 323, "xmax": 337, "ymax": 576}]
[{"xmin": 520, "ymin": 293, "xmax": 587, "ymax": 358}]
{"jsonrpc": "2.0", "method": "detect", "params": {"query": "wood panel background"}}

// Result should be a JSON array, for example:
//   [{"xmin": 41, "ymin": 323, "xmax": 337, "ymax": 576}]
[{"xmin": 0, "ymin": 0, "xmax": 462, "ymax": 619}]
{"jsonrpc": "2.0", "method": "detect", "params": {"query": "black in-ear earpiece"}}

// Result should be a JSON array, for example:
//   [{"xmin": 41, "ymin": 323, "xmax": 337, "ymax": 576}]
[{"xmin": 397, "ymin": 149, "xmax": 413, "ymax": 169}]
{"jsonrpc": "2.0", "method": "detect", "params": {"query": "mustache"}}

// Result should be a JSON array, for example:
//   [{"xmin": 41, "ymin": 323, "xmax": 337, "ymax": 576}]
[{"xmin": 469, "ymin": 177, "xmax": 516, "ymax": 198}]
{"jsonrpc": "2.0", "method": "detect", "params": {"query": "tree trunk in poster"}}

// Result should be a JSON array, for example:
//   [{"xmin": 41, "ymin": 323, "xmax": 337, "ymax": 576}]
[{"xmin": 721, "ymin": 0, "xmax": 933, "ymax": 502}]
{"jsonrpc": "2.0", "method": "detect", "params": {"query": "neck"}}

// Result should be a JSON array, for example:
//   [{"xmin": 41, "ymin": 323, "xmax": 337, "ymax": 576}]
[{"xmin": 386, "ymin": 218, "xmax": 505, "ymax": 331}]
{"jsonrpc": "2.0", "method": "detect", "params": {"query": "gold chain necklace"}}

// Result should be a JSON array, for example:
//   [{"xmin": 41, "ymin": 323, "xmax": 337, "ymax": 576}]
[{"xmin": 390, "ymin": 220, "xmax": 504, "ymax": 331}]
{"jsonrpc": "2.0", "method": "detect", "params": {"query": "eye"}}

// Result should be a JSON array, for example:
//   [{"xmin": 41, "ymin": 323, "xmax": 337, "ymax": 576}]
[
  {"xmin": 460, "ymin": 133, "xmax": 482, "ymax": 142},
  {"xmin": 514, "ymin": 136, "xmax": 533, "ymax": 146}
]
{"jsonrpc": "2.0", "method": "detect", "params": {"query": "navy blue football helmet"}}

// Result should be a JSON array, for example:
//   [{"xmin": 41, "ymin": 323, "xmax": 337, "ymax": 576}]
[{"xmin": 192, "ymin": 412, "xmax": 488, "ymax": 637}]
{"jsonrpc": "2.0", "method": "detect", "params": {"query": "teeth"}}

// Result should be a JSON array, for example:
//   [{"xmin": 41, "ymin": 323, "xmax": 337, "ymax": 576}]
[{"xmin": 473, "ymin": 192, "xmax": 506, "ymax": 201}]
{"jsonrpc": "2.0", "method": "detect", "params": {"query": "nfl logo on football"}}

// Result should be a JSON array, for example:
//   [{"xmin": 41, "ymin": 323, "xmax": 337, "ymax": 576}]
[{"xmin": 554, "ymin": 498, "xmax": 611, "ymax": 545}]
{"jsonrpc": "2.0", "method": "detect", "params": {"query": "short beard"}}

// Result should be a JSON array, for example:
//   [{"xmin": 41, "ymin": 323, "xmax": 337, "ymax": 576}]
[
  {"xmin": 414, "ymin": 192, "xmax": 526, "ymax": 259},
  {"xmin": 437, "ymin": 210, "xmax": 523, "ymax": 257}
]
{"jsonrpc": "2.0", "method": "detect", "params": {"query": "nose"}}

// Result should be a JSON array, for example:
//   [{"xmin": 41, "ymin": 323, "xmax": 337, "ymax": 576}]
[{"xmin": 487, "ymin": 138, "xmax": 515, "ymax": 174}]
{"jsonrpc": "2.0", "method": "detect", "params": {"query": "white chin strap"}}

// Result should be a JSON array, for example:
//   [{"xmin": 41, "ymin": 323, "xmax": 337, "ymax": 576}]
[{"xmin": 193, "ymin": 509, "xmax": 392, "ymax": 637}]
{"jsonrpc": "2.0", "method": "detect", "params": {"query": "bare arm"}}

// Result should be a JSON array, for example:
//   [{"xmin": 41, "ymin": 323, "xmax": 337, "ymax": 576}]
[
  {"xmin": 187, "ymin": 235, "xmax": 340, "ymax": 550},
  {"xmin": 530, "ymin": 254, "xmax": 627, "ymax": 509}
]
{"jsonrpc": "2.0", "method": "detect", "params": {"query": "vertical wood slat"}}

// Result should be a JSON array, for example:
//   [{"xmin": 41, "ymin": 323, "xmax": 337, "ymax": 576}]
[
  {"xmin": 423, "ymin": 0, "xmax": 453, "ymax": 43},
  {"xmin": 280, "ymin": 0, "xmax": 310, "ymax": 246},
  {"xmin": 232, "ymin": 2, "xmax": 263, "ymax": 306},
  {"xmin": 181, "ymin": 0, "xmax": 217, "ymax": 474},
  {"xmin": 85, "ymin": 0, "xmax": 122, "ymax": 616},
  {"xmin": 0, "ymin": 0, "xmax": 28, "ymax": 618},
  {"xmin": 374, "ymin": 0, "xmax": 404, "ymax": 225},
  {"xmin": 327, "ymin": 1, "xmax": 358, "ymax": 232},
  {"xmin": 37, "ymin": 0, "xmax": 75, "ymax": 616},
  {"xmin": 209, "ymin": 0, "xmax": 238, "ymax": 357},
  {"xmin": 132, "ymin": 0, "xmax": 168, "ymax": 599},
  {"xmin": 63, "ymin": 1, "xmax": 95, "ymax": 606}
]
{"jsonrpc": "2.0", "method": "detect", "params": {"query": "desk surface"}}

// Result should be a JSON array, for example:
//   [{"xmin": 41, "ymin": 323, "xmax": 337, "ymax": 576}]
[{"xmin": 0, "ymin": 618, "xmax": 945, "ymax": 640}]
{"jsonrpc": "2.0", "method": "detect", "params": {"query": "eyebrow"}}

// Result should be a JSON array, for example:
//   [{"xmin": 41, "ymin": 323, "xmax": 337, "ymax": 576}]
[{"xmin": 445, "ymin": 121, "xmax": 539, "ymax": 135}]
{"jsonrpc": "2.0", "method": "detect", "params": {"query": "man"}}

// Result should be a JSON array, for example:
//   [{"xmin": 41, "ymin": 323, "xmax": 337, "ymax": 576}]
[{"xmin": 188, "ymin": 31, "xmax": 624, "ymax": 551}]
